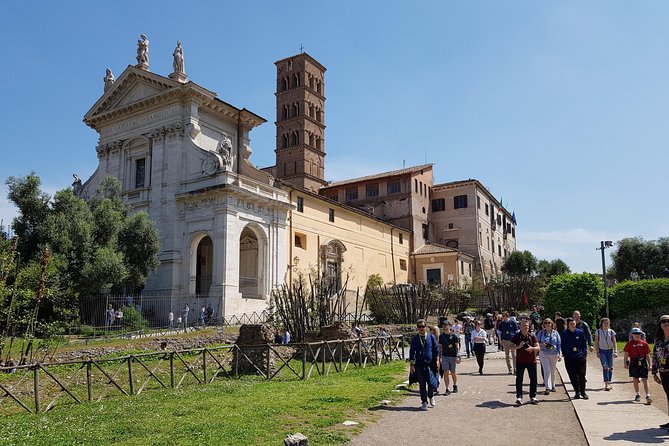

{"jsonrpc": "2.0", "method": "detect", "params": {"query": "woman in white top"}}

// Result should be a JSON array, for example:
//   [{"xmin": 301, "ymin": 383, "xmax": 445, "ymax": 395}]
[
  {"xmin": 536, "ymin": 318, "xmax": 562, "ymax": 394},
  {"xmin": 452, "ymin": 319, "xmax": 463, "ymax": 355},
  {"xmin": 595, "ymin": 317, "xmax": 618, "ymax": 391},
  {"xmin": 472, "ymin": 320, "xmax": 488, "ymax": 374}
]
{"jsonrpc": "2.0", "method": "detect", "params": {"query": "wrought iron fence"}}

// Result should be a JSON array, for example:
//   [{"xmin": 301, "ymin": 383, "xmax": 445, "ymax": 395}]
[{"xmin": 0, "ymin": 335, "xmax": 404, "ymax": 415}]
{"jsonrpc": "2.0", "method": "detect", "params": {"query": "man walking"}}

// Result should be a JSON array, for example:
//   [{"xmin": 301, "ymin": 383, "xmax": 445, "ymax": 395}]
[
  {"xmin": 499, "ymin": 311, "xmax": 519, "ymax": 374},
  {"xmin": 512, "ymin": 320, "xmax": 540, "ymax": 405},
  {"xmin": 573, "ymin": 310, "xmax": 594, "ymax": 352},
  {"xmin": 410, "ymin": 319, "xmax": 440, "ymax": 410},
  {"xmin": 439, "ymin": 320, "xmax": 461, "ymax": 394},
  {"xmin": 463, "ymin": 317, "xmax": 475, "ymax": 358},
  {"xmin": 562, "ymin": 317, "xmax": 589, "ymax": 399}
]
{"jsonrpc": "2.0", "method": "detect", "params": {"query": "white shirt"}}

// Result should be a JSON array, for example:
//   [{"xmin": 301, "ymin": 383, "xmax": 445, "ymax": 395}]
[
  {"xmin": 452, "ymin": 323, "xmax": 462, "ymax": 334},
  {"xmin": 472, "ymin": 328, "xmax": 487, "ymax": 343}
]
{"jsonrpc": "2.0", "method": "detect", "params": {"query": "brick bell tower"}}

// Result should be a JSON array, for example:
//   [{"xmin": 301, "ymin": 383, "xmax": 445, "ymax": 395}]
[{"xmin": 274, "ymin": 52, "xmax": 327, "ymax": 192}]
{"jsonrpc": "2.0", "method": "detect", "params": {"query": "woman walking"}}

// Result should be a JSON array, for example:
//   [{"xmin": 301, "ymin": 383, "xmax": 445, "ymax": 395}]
[
  {"xmin": 537, "ymin": 318, "xmax": 561, "ymax": 394},
  {"xmin": 652, "ymin": 315, "xmax": 669, "ymax": 429},
  {"xmin": 472, "ymin": 320, "xmax": 488, "ymax": 374},
  {"xmin": 595, "ymin": 317, "xmax": 618, "ymax": 391}
]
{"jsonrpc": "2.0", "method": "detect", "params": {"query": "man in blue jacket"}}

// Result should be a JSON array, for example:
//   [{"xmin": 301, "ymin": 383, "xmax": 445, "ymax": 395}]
[
  {"xmin": 499, "ymin": 311, "xmax": 519, "ymax": 374},
  {"xmin": 561, "ymin": 317, "xmax": 589, "ymax": 399},
  {"xmin": 410, "ymin": 319, "xmax": 440, "ymax": 410}
]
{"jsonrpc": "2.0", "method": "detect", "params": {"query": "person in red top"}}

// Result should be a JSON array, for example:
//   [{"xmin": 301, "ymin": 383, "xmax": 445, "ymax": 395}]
[
  {"xmin": 624, "ymin": 327, "xmax": 653, "ymax": 404},
  {"xmin": 511, "ymin": 320, "xmax": 540, "ymax": 406}
]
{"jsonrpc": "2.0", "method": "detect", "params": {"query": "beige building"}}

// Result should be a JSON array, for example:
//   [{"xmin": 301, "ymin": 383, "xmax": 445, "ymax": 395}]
[
  {"xmin": 284, "ymin": 185, "xmax": 411, "ymax": 293},
  {"xmin": 319, "ymin": 164, "xmax": 433, "ymax": 252},
  {"xmin": 412, "ymin": 243, "xmax": 475, "ymax": 287},
  {"xmin": 430, "ymin": 179, "xmax": 517, "ymax": 283}
]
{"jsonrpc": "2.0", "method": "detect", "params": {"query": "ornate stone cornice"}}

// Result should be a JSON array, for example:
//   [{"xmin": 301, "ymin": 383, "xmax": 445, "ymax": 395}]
[
  {"xmin": 145, "ymin": 121, "xmax": 185, "ymax": 141},
  {"xmin": 96, "ymin": 139, "xmax": 124, "ymax": 158}
]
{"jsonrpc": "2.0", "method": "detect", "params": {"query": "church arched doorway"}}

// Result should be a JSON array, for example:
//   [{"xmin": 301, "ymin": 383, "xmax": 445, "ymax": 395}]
[{"xmin": 196, "ymin": 236, "xmax": 213, "ymax": 296}]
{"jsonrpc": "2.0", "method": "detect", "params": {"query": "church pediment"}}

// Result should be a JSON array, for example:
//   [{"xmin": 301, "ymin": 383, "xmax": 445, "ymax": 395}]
[{"xmin": 84, "ymin": 67, "xmax": 182, "ymax": 127}]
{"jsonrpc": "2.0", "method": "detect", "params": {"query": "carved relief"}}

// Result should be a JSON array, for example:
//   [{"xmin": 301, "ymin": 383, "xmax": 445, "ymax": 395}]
[
  {"xmin": 145, "ymin": 121, "xmax": 185, "ymax": 142},
  {"xmin": 184, "ymin": 198, "xmax": 217, "ymax": 211},
  {"xmin": 201, "ymin": 156, "xmax": 219, "ymax": 176}
]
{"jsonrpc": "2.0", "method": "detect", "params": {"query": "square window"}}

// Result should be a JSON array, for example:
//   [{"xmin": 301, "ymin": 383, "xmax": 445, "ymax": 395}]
[
  {"xmin": 296, "ymin": 196, "xmax": 304, "ymax": 212},
  {"xmin": 454, "ymin": 195, "xmax": 467, "ymax": 209},
  {"xmin": 399, "ymin": 259, "xmax": 407, "ymax": 270},
  {"xmin": 448, "ymin": 223, "xmax": 454, "ymax": 229},
  {"xmin": 366, "ymin": 183, "xmax": 379, "ymax": 197},
  {"xmin": 387, "ymin": 180, "xmax": 401, "ymax": 194},
  {"xmin": 432, "ymin": 198, "xmax": 445, "ymax": 212},
  {"xmin": 346, "ymin": 188, "xmax": 358, "ymax": 201},
  {"xmin": 294, "ymin": 233, "xmax": 306, "ymax": 249}
]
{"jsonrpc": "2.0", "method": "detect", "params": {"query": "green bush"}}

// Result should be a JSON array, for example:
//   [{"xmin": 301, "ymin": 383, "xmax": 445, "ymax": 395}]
[
  {"xmin": 120, "ymin": 305, "xmax": 147, "ymax": 331},
  {"xmin": 543, "ymin": 273, "xmax": 604, "ymax": 326},
  {"xmin": 609, "ymin": 278, "xmax": 669, "ymax": 319}
]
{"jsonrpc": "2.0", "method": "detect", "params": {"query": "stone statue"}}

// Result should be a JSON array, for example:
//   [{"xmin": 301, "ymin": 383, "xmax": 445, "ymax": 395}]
[
  {"xmin": 173, "ymin": 41, "xmax": 185, "ymax": 74},
  {"xmin": 72, "ymin": 174, "xmax": 83, "ymax": 195},
  {"xmin": 136, "ymin": 34, "xmax": 149, "ymax": 69},
  {"xmin": 218, "ymin": 136, "xmax": 233, "ymax": 171},
  {"xmin": 103, "ymin": 68, "xmax": 115, "ymax": 91}
]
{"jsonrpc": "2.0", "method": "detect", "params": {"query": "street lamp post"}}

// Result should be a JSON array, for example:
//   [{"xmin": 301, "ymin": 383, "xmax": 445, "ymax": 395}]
[{"xmin": 597, "ymin": 241, "xmax": 613, "ymax": 318}]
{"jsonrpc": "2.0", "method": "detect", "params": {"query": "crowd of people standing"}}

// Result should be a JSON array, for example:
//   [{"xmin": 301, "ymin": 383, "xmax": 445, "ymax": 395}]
[{"xmin": 408, "ymin": 309, "xmax": 669, "ymax": 430}]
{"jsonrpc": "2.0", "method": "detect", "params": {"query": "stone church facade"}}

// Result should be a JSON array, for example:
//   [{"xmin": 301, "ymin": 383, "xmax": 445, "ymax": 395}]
[{"xmin": 81, "ymin": 46, "xmax": 290, "ymax": 318}]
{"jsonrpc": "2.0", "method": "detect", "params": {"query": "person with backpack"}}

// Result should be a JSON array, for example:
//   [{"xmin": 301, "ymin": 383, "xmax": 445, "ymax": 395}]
[
  {"xmin": 410, "ymin": 319, "xmax": 440, "ymax": 410},
  {"xmin": 484, "ymin": 313, "xmax": 495, "ymax": 345},
  {"xmin": 463, "ymin": 317, "xmax": 475, "ymax": 358},
  {"xmin": 537, "ymin": 318, "xmax": 562, "ymax": 394},
  {"xmin": 499, "ymin": 311, "xmax": 520, "ymax": 374},
  {"xmin": 530, "ymin": 306, "xmax": 542, "ymax": 332}
]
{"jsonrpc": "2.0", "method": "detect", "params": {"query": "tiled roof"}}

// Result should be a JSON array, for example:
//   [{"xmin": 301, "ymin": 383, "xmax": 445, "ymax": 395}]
[
  {"xmin": 323, "ymin": 163, "xmax": 433, "ymax": 188},
  {"xmin": 412, "ymin": 243, "xmax": 459, "ymax": 255}
]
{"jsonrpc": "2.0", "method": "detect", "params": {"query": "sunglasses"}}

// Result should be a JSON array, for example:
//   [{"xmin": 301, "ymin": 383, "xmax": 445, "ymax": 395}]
[
  {"xmin": 417, "ymin": 325, "xmax": 427, "ymax": 329},
  {"xmin": 661, "ymin": 320, "xmax": 669, "ymax": 325}
]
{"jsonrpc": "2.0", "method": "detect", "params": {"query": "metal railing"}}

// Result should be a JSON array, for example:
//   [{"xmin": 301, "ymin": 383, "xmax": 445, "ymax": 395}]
[{"xmin": 0, "ymin": 335, "xmax": 404, "ymax": 415}]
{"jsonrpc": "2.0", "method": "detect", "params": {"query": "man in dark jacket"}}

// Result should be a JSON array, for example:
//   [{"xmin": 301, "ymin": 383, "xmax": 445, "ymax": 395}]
[
  {"xmin": 410, "ymin": 319, "xmax": 440, "ymax": 410},
  {"xmin": 499, "ymin": 311, "xmax": 519, "ymax": 374},
  {"xmin": 562, "ymin": 317, "xmax": 589, "ymax": 399}
]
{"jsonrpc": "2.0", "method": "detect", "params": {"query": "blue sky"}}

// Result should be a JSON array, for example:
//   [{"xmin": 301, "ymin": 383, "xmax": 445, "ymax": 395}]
[{"xmin": 1, "ymin": 1, "xmax": 666, "ymax": 273}]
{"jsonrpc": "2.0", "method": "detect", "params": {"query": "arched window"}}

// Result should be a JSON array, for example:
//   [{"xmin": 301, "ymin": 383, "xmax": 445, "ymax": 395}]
[
  {"xmin": 309, "ymin": 134, "xmax": 315, "ymax": 146},
  {"xmin": 292, "ymin": 103, "xmax": 299, "ymax": 117},
  {"xmin": 239, "ymin": 227, "xmax": 260, "ymax": 298},
  {"xmin": 322, "ymin": 240, "xmax": 346, "ymax": 295},
  {"xmin": 282, "ymin": 105, "xmax": 288, "ymax": 119},
  {"xmin": 282, "ymin": 134, "xmax": 288, "ymax": 148},
  {"xmin": 195, "ymin": 236, "xmax": 213, "ymax": 296},
  {"xmin": 282, "ymin": 78, "xmax": 288, "ymax": 91}
]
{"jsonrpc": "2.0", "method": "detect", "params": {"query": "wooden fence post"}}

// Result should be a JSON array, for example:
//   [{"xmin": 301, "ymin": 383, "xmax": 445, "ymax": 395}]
[
  {"xmin": 357, "ymin": 339, "xmax": 362, "ymax": 367},
  {"xmin": 86, "ymin": 361, "xmax": 92, "ymax": 402},
  {"xmin": 202, "ymin": 348, "xmax": 207, "ymax": 384},
  {"xmin": 128, "ymin": 355, "xmax": 134, "ymax": 396},
  {"xmin": 234, "ymin": 345, "xmax": 239, "ymax": 378},
  {"xmin": 33, "ymin": 364, "xmax": 40, "ymax": 413},
  {"xmin": 169, "ymin": 352, "xmax": 175, "ymax": 388},
  {"xmin": 301, "ymin": 344, "xmax": 307, "ymax": 380},
  {"xmin": 266, "ymin": 344, "xmax": 271, "ymax": 380}
]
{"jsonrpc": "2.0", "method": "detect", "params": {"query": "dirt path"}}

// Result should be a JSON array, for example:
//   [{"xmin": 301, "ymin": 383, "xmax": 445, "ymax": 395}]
[{"xmin": 349, "ymin": 350, "xmax": 588, "ymax": 446}]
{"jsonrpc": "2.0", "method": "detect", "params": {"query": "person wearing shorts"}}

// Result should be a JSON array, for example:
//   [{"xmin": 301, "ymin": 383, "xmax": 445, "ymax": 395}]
[
  {"xmin": 439, "ymin": 320, "xmax": 461, "ymax": 394},
  {"xmin": 624, "ymin": 327, "xmax": 652, "ymax": 404}
]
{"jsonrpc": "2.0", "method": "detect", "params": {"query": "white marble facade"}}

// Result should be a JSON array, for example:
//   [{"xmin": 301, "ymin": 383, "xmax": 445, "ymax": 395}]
[{"xmin": 81, "ymin": 65, "xmax": 289, "ymax": 318}]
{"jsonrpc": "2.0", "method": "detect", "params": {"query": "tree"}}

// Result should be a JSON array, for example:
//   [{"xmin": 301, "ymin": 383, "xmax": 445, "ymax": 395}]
[
  {"xmin": 6, "ymin": 173, "xmax": 50, "ymax": 262},
  {"xmin": 610, "ymin": 237, "xmax": 669, "ymax": 281},
  {"xmin": 537, "ymin": 259, "xmax": 571, "ymax": 278},
  {"xmin": 543, "ymin": 273, "xmax": 604, "ymax": 326},
  {"xmin": 502, "ymin": 250, "xmax": 538, "ymax": 277},
  {"xmin": 3, "ymin": 173, "xmax": 160, "ymax": 334}
]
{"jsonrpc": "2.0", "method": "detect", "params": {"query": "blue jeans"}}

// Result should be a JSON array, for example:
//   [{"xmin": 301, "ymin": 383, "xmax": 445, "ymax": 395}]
[
  {"xmin": 599, "ymin": 349, "xmax": 614, "ymax": 382},
  {"xmin": 465, "ymin": 334, "xmax": 472, "ymax": 356},
  {"xmin": 416, "ymin": 363, "xmax": 435, "ymax": 403}
]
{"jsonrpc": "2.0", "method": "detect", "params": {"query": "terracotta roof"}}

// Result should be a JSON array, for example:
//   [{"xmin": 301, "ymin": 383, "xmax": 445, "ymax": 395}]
[
  {"xmin": 412, "ymin": 243, "xmax": 459, "ymax": 255},
  {"xmin": 323, "ymin": 163, "xmax": 433, "ymax": 188}
]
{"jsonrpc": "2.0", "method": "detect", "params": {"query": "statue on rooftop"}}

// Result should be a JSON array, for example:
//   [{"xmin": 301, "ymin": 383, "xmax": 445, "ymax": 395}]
[
  {"xmin": 136, "ymin": 34, "xmax": 149, "ymax": 69},
  {"xmin": 103, "ymin": 68, "xmax": 115, "ymax": 91},
  {"xmin": 173, "ymin": 41, "xmax": 185, "ymax": 74}
]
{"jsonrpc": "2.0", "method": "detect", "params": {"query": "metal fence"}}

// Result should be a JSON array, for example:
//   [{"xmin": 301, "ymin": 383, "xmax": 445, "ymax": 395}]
[{"xmin": 0, "ymin": 335, "xmax": 404, "ymax": 415}]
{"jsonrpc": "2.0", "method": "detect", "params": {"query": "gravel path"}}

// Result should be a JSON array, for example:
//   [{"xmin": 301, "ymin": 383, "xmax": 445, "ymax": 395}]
[{"xmin": 349, "ymin": 348, "xmax": 588, "ymax": 446}]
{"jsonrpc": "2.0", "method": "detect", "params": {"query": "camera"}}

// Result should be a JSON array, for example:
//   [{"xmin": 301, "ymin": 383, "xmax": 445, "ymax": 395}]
[{"xmin": 544, "ymin": 342, "xmax": 553, "ymax": 349}]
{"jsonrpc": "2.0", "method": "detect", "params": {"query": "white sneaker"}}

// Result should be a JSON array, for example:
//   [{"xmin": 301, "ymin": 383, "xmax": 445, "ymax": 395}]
[
  {"xmin": 530, "ymin": 397, "xmax": 539, "ymax": 405},
  {"xmin": 421, "ymin": 402, "xmax": 428, "ymax": 410},
  {"xmin": 515, "ymin": 398, "xmax": 523, "ymax": 406},
  {"xmin": 646, "ymin": 396, "xmax": 653, "ymax": 405},
  {"xmin": 429, "ymin": 397, "xmax": 436, "ymax": 407}
]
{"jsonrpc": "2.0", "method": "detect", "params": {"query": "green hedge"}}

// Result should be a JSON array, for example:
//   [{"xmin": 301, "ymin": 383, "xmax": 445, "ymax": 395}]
[
  {"xmin": 609, "ymin": 278, "xmax": 669, "ymax": 319},
  {"xmin": 543, "ymin": 273, "xmax": 604, "ymax": 326}
]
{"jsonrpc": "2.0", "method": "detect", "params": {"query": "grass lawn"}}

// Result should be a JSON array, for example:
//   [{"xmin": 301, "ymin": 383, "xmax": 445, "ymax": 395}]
[{"xmin": 0, "ymin": 360, "xmax": 408, "ymax": 446}]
